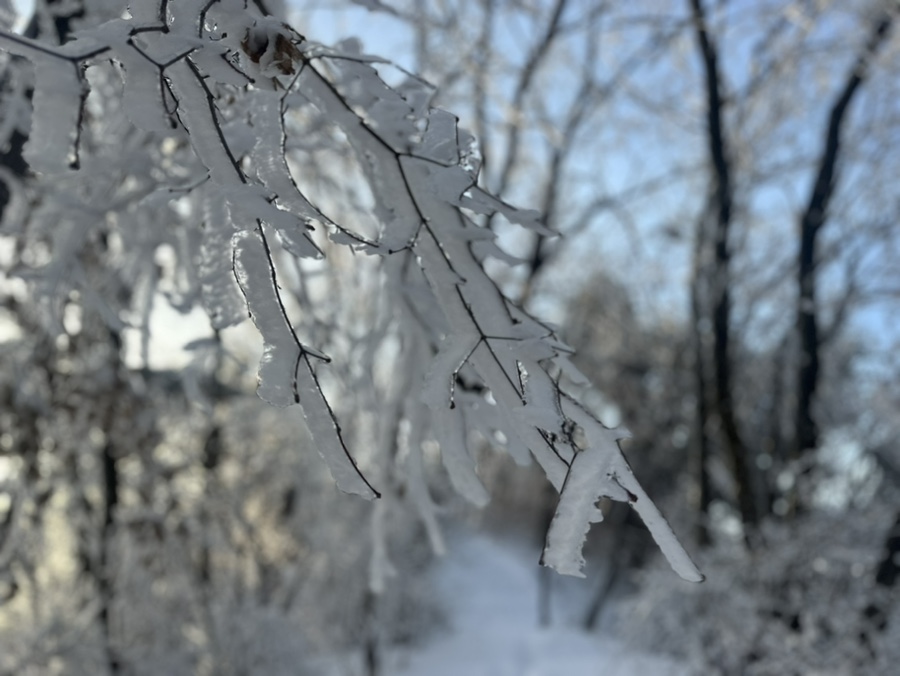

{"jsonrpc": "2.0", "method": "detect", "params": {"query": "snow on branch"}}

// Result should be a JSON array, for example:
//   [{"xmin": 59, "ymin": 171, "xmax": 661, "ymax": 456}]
[{"xmin": 0, "ymin": 1, "xmax": 700, "ymax": 582}]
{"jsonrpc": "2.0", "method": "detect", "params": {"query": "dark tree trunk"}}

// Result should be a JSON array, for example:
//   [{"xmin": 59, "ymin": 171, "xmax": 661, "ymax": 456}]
[
  {"xmin": 99, "ymin": 437, "xmax": 121, "ymax": 675},
  {"xmin": 537, "ymin": 479, "xmax": 557, "ymax": 626},
  {"xmin": 688, "ymin": 0, "xmax": 758, "ymax": 529},
  {"xmin": 875, "ymin": 512, "xmax": 900, "ymax": 587},
  {"xmin": 363, "ymin": 590, "xmax": 381, "ymax": 676},
  {"xmin": 690, "ymin": 218, "xmax": 713, "ymax": 545},
  {"xmin": 793, "ymin": 11, "xmax": 894, "ymax": 461},
  {"xmin": 691, "ymin": 323, "xmax": 713, "ymax": 543}
]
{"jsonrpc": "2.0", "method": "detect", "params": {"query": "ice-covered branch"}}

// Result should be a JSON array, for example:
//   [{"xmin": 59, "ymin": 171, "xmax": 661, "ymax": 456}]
[{"xmin": 0, "ymin": 0, "xmax": 700, "ymax": 581}]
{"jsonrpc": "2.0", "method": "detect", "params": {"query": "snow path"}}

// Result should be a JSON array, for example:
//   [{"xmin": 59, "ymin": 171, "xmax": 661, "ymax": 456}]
[{"xmin": 388, "ymin": 532, "xmax": 690, "ymax": 676}]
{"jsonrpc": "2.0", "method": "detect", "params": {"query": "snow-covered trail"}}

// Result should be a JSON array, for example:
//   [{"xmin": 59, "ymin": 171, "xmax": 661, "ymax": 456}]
[{"xmin": 388, "ymin": 532, "xmax": 689, "ymax": 676}]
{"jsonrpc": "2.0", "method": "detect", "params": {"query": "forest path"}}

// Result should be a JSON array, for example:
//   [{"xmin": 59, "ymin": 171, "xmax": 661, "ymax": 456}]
[{"xmin": 388, "ymin": 531, "xmax": 689, "ymax": 676}]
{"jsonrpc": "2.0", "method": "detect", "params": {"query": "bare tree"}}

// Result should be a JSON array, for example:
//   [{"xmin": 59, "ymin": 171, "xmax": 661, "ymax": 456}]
[
  {"xmin": 688, "ymin": 0, "xmax": 759, "ymax": 532},
  {"xmin": 793, "ymin": 7, "xmax": 895, "ymax": 461}
]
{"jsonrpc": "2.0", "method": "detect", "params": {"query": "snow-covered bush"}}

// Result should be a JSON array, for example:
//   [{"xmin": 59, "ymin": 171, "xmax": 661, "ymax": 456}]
[{"xmin": 613, "ymin": 498, "xmax": 900, "ymax": 675}]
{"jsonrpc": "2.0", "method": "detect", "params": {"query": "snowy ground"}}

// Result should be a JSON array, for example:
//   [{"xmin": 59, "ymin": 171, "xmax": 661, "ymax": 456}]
[{"xmin": 379, "ymin": 532, "xmax": 691, "ymax": 676}]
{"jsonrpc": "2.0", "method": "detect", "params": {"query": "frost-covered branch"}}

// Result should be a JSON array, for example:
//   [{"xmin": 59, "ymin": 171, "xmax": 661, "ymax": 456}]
[{"xmin": 0, "ymin": 0, "xmax": 700, "ymax": 581}]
